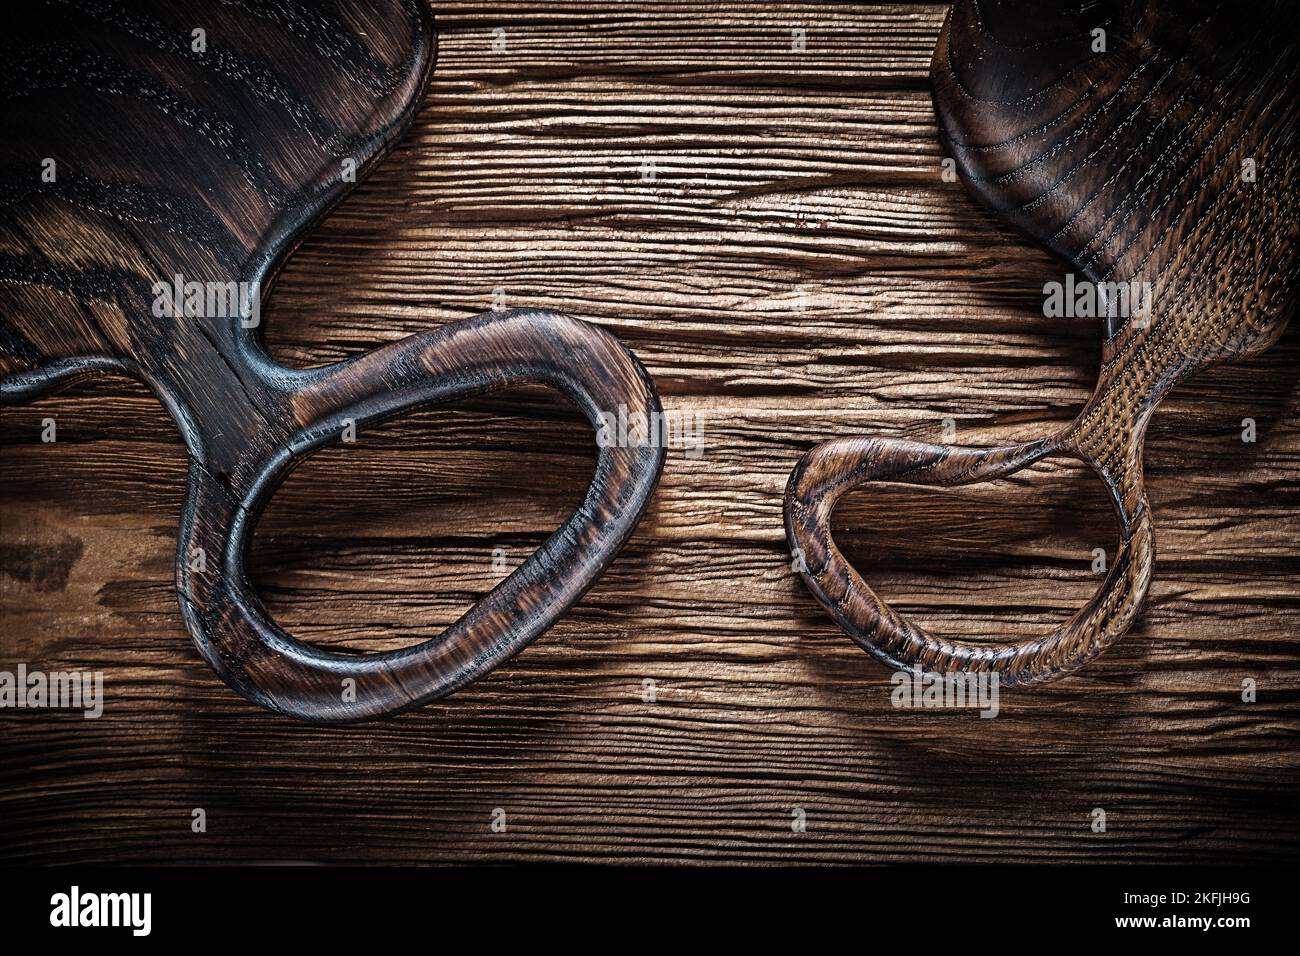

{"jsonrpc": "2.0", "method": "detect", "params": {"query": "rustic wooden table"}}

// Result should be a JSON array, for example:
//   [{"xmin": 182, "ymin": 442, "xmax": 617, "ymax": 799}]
[{"xmin": 3, "ymin": 2, "xmax": 1297, "ymax": 864}]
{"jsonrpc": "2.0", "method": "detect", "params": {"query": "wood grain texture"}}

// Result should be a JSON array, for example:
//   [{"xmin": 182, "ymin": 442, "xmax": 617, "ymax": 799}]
[
  {"xmin": 786, "ymin": 0, "xmax": 1300, "ymax": 684},
  {"xmin": 3, "ymin": 2, "xmax": 1299, "ymax": 863},
  {"xmin": 0, "ymin": 0, "xmax": 665, "ymax": 721}
]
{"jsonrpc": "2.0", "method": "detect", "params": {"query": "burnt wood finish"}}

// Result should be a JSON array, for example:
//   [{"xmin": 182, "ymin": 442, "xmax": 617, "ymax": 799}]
[
  {"xmin": 786, "ymin": 0, "xmax": 1300, "ymax": 685},
  {"xmin": 0, "ymin": 0, "xmax": 664, "ymax": 720}
]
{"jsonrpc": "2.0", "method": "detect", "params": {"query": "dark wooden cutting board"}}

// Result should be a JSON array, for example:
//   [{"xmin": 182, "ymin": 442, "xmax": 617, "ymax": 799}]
[
  {"xmin": 786, "ymin": 0, "xmax": 1299, "ymax": 685},
  {"xmin": 1, "ymin": 0, "xmax": 436, "ymax": 403},
  {"xmin": 0, "ymin": 0, "xmax": 664, "ymax": 721}
]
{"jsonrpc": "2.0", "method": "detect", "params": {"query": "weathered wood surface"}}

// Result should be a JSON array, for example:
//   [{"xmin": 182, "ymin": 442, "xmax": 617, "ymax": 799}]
[{"xmin": 3, "ymin": 2, "xmax": 1298, "ymax": 863}]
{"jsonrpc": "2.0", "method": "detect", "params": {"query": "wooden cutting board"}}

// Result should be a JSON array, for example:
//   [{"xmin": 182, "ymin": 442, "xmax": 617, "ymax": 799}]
[
  {"xmin": 786, "ymin": 0, "xmax": 1299, "ymax": 684},
  {"xmin": 0, "ymin": 0, "xmax": 664, "ymax": 722}
]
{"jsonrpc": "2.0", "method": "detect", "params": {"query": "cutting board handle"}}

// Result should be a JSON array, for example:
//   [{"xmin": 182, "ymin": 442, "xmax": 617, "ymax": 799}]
[
  {"xmin": 784, "ymin": 421, "xmax": 1154, "ymax": 685},
  {"xmin": 177, "ymin": 310, "xmax": 664, "ymax": 721}
]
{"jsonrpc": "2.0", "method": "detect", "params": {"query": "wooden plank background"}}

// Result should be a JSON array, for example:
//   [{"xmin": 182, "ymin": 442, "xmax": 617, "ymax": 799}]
[{"xmin": 2, "ymin": 1, "xmax": 1298, "ymax": 864}]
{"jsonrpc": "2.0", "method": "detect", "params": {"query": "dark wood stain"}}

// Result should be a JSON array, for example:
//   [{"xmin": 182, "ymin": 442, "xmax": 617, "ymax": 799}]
[{"xmin": 0, "ymin": 538, "xmax": 83, "ymax": 593}]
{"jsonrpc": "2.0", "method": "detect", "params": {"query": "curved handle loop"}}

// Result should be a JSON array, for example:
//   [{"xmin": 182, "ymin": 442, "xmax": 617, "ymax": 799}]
[
  {"xmin": 178, "ymin": 310, "xmax": 664, "ymax": 721},
  {"xmin": 784, "ymin": 432, "xmax": 1154, "ymax": 685}
]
